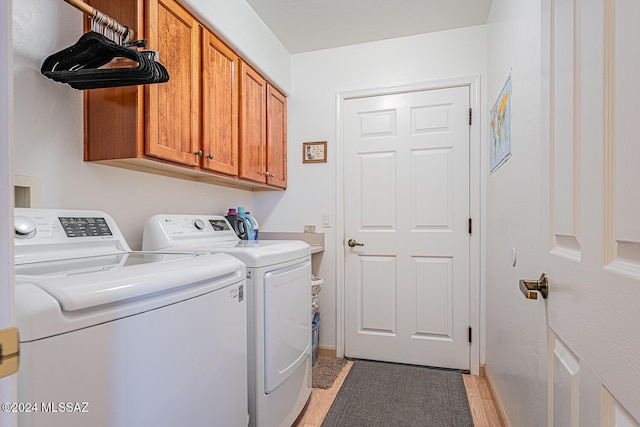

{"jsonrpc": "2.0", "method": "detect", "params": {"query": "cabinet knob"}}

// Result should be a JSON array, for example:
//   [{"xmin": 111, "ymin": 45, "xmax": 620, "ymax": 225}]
[
  {"xmin": 263, "ymin": 171, "xmax": 269, "ymax": 176},
  {"xmin": 269, "ymin": 173, "xmax": 276, "ymax": 178},
  {"xmin": 194, "ymin": 150, "xmax": 203, "ymax": 156},
  {"xmin": 207, "ymin": 153, "xmax": 214, "ymax": 160}
]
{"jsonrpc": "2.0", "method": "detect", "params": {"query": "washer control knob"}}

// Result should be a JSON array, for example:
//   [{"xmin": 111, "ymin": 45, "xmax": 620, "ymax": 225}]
[
  {"xmin": 193, "ymin": 219, "xmax": 205, "ymax": 230},
  {"xmin": 15, "ymin": 215, "xmax": 37, "ymax": 239}
]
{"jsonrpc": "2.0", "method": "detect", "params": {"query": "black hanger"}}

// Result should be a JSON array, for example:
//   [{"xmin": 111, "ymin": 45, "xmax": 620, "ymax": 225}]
[{"xmin": 41, "ymin": 31, "xmax": 169, "ymax": 90}]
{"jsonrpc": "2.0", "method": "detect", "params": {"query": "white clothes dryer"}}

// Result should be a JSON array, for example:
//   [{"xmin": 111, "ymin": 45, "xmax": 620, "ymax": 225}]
[
  {"xmin": 14, "ymin": 209, "xmax": 248, "ymax": 427},
  {"xmin": 142, "ymin": 214, "xmax": 312, "ymax": 427}
]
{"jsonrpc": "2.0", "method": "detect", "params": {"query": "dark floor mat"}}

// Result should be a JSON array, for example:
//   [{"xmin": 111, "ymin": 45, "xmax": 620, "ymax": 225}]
[{"xmin": 321, "ymin": 359, "xmax": 473, "ymax": 427}]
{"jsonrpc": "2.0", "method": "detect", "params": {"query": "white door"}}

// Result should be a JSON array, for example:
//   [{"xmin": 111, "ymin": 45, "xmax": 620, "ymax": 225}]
[
  {"xmin": 343, "ymin": 86, "xmax": 470, "ymax": 370},
  {"xmin": 541, "ymin": 0, "xmax": 640, "ymax": 424}
]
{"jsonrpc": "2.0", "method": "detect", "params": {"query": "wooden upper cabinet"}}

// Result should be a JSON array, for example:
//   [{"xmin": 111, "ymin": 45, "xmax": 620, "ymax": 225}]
[
  {"xmin": 201, "ymin": 29, "xmax": 239, "ymax": 176},
  {"xmin": 239, "ymin": 63, "xmax": 288, "ymax": 188},
  {"xmin": 266, "ymin": 84, "xmax": 287, "ymax": 189},
  {"xmin": 145, "ymin": 0, "xmax": 200, "ymax": 166},
  {"xmin": 239, "ymin": 61, "xmax": 267, "ymax": 183},
  {"xmin": 83, "ymin": 0, "xmax": 286, "ymax": 190}
]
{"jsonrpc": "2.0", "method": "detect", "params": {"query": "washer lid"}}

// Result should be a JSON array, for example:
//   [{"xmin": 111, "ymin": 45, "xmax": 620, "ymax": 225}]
[
  {"xmin": 15, "ymin": 252, "xmax": 243, "ymax": 311},
  {"xmin": 162, "ymin": 240, "xmax": 310, "ymax": 267}
]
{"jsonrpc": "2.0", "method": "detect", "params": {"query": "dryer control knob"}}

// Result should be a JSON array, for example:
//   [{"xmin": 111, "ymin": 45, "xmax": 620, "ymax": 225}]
[
  {"xmin": 15, "ymin": 215, "xmax": 37, "ymax": 239},
  {"xmin": 193, "ymin": 219, "xmax": 205, "ymax": 230}
]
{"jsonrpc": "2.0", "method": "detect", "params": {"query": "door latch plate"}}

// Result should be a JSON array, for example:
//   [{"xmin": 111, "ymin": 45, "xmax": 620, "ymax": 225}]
[{"xmin": 0, "ymin": 327, "xmax": 19, "ymax": 378}]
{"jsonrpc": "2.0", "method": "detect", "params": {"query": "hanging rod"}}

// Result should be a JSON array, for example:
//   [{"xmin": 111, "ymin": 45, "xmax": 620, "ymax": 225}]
[
  {"xmin": 63, "ymin": 0, "xmax": 94, "ymax": 16},
  {"xmin": 62, "ymin": 0, "xmax": 135, "ymax": 42}
]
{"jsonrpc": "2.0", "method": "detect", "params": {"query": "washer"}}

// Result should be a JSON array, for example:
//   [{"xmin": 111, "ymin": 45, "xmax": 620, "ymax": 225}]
[
  {"xmin": 142, "ymin": 214, "xmax": 312, "ymax": 427},
  {"xmin": 14, "ymin": 208, "xmax": 248, "ymax": 427}
]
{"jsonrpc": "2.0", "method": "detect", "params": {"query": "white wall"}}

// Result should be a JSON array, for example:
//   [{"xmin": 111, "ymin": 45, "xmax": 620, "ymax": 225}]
[
  {"xmin": 254, "ymin": 26, "xmax": 487, "ymax": 349},
  {"xmin": 485, "ymin": 0, "xmax": 546, "ymax": 426},
  {"xmin": 11, "ymin": 0, "xmax": 289, "ymax": 249}
]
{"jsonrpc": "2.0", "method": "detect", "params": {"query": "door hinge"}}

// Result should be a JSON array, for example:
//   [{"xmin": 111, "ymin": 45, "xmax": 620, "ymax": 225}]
[
  {"xmin": 0, "ymin": 327, "xmax": 19, "ymax": 379},
  {"xmin": 468, "ymin": 218, "xmax": 472, "ymax": 235},
  {"xmin": 469, "ymin": 108, "xmax": 472, "ymax": 126},
  {"xmin": 468, "ymin": 327, "xmax": 472, "ymax": 343}
]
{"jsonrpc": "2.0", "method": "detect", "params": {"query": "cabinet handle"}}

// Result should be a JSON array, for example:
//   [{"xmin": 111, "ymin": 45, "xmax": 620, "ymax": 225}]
[
  {"xmin": 207, "ymin": 153, "xmax": 214, "ymax": 160},
  {"xmin": 263, "ymin": 171, "xmax": 269, "ymax": 176},
  {"xmin": 269, "ymin": 173, "xmax": 276, "ymax": 178},
  {"xmin": 194, "ymin": 150, "xmax": 203, "ymax": 156}
]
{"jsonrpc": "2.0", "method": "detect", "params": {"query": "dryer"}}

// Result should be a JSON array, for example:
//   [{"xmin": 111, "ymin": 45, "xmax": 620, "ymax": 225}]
[
  {"xmin": 14, "ymin": 208, "xmax": 248, "ymax": 427},
  {"xmin": 143, "ymin": 214, "xmax": 312, "ymax": 427}
]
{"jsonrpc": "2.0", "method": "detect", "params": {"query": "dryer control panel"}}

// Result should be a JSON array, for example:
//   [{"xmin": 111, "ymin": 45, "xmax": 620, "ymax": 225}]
[{"xmin": 143, "ymin": 215, "xmax": 240, "ymax": 250}]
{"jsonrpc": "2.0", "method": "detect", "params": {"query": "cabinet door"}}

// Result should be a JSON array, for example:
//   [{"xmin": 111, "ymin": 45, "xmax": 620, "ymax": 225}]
[
  {"xmin": 266, "ymin": 84, "xmax": 287, "ymax": 189},
  {"xmin": 146, "ymin": 0, "xmax": 200, "ymax": 166},
  {"xmin": 239, "ymin": 61, "xmax": 267, "ymax": 183},
  {"xmin": 201, "ymin": 29, "xmax": 238, "ymax": 176}
]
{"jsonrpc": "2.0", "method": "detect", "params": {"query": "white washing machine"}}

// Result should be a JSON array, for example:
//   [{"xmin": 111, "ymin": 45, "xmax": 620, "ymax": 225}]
[
  {"xmin": 14, "ymin": 208, "xmax": 248, "ymax": 427},
  {"xmin": 142, "ymin": 214, "xmax": 312, "ymax": 427}
]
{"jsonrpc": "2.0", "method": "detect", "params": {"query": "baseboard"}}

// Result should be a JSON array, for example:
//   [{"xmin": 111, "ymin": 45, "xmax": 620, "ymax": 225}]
[
  {"xmin": 482, "ymin": 364, "xmax": 510, "ymax": 427},
  {"xmin": 317, "ymin": 346, "xmax": 336, "ymax": 358}
]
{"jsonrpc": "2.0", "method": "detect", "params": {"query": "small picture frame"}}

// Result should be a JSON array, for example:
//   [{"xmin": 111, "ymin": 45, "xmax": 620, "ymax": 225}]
[{"xmin": 302, "ymin": 141, "xmax": 327, "ymax": 163}]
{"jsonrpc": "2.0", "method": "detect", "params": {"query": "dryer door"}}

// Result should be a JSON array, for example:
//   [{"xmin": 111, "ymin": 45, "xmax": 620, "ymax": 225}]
[{"xmin": 263, "ymin": 260, "xmax": 312, "ymax": 394}]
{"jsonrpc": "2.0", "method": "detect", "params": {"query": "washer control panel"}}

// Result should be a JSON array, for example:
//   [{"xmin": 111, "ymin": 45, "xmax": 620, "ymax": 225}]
[
  {"xmin": 14, "ymin": 209, "xmax": 130, "ymax": 263},
  {"xmin": 14, "ymin": 215, "xmax": 37, "ymax": 239}
]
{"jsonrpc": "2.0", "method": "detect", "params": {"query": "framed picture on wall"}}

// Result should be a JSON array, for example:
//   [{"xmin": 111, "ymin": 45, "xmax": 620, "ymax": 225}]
[{"xmin": 302, "ymin": 141, "xmax": 327, "ymax": 163}]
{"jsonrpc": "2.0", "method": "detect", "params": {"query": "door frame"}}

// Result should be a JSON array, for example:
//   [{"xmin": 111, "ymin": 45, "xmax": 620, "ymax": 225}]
[
  {"xmin": 1, "ymin": 0, "xmax": 17, "ymax": 425},
  {"xmin": 335, "ymin": 76, "xmax": 483, "ymax": 375}
]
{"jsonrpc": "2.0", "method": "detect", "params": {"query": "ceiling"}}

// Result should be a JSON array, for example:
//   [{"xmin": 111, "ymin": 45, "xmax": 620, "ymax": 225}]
[{"xmin": 245, "ymin": 0, "xmax": 494, "ymax": 54}]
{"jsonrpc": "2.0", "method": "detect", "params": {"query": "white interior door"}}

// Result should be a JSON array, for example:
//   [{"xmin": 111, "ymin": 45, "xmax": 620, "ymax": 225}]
[
  {"xmin": 343, "ymin": 86, "xmax": 470, "ymax": 370},
  {"xmin": 541, "ymin": 0, "xmax": 640, "ymax": 424}
]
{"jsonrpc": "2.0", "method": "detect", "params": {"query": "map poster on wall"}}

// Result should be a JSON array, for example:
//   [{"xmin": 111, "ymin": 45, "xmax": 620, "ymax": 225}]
[{"xmin": 490, "ymin": 73, "xmax": 512, "ymax": 174}]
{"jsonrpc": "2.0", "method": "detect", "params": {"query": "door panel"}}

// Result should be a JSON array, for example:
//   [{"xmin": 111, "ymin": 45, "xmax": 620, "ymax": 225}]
[
  {"xmin": 359, "ymin": 152, "xmax": 396, "ymax": 229},
  {"xmin": 610, "ymin": 0, "xmax": 640, "ymax": 275},
  {"xmin": 359, "ymin": 256, "xmax": 396, "ymax": 335},
  {"xmin": 543, "ymin": 0, "xmax": 640, "ymax": 423},
  {"xmin": 551, "ymin": 0, "xmax": 581, "ymax": 258},
  {"xmin": 412, "ymin": 148, "xmax": 453, "ymax": 230},
  {"xmin": 344, "ymin": 86, "xmax": 470, "ymax": 369},
  {"xmin": 549, "ymin": 332, "xmax": 580, "ymax": 427},
  {"xmin": 603, "ymin": 390, "xmax": 640, "ymax": 427},
  {"xmin": 411, "ymin": 256, "xmax": 453, "ymax": 339}
]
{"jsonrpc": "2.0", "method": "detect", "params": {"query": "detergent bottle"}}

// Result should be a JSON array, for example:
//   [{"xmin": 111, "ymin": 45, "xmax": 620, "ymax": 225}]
[
  {"xmin": 246, "ymin": 212, "xmax": 259, "ymax": 240},
  {"xmin": 237, "ymin": 207, "xmax": 254, "ymax": 240},
  {"xmin": 225, "ymin": 208, "xmax": 247, "ymax": 239}
]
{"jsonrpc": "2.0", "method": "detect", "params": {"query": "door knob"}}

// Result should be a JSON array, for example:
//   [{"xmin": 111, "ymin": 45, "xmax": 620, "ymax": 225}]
[
  {"xmin": 347, "ymin": 239, "xmax": 364, "ymax": 247},
  {"xmin": 519, "ymin": 273, "xmax": 549, "ymax": 299}
]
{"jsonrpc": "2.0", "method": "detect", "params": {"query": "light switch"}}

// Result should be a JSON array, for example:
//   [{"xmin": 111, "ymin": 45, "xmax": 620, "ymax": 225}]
[{"xmin": 322, "ymin": 213, "xmax": 332, "ymax": 228}]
